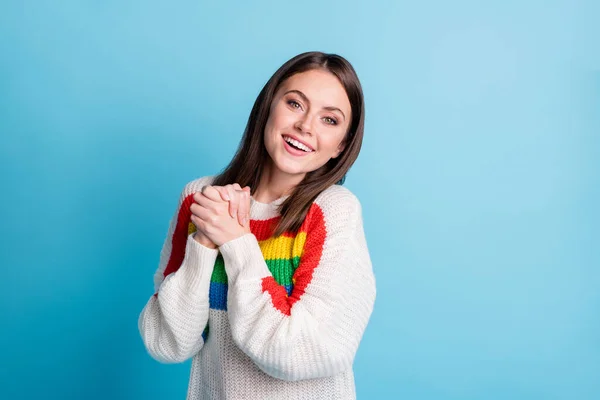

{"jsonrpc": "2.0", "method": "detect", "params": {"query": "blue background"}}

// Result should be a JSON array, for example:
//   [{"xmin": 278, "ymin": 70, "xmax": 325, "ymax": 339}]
[{"xmin": 1, "ymin": 1, "xmax": 598, "ymax": 399}]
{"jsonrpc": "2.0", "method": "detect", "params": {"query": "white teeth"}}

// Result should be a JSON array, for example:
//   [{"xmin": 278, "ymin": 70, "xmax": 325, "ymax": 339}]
[{"xmin": 284, "ymin": 136, "xmax": 313, "ymax": 152}]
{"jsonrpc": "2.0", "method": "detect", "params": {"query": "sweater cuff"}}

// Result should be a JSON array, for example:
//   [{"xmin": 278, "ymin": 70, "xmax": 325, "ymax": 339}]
[
  {"xmin": 219, "ymin": 233, "xmax": 271, "ymax": 283},
  {"xmin": 176, "ymin": 234, "xmax": 219, "ymax": 291}
]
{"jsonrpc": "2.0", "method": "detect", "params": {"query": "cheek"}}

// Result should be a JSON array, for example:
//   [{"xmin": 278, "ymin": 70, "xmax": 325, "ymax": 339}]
[
  {"xmin": 270, "ymin": 106, "xmax": 297, "ymax": 129},
  {"xmin": 318, "ymin": 134, "xmax": 345, "ymax": 156},
  {"xmin": 264, "ymin": 117, "xmax": 273, "ymax": 137},
  {"xmin": 264, "ymin": 115, "xmax": 280, "ymax": 142}
]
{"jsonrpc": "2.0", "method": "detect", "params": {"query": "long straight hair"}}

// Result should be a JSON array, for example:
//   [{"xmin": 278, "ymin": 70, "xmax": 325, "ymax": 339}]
[{"xmin": 212, "ymin": 51, "xmax": 365, "ymax": 237}]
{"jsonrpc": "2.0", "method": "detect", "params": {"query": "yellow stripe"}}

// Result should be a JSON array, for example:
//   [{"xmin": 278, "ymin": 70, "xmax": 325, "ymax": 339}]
[
  {"xmin": 188, "ymin": 222, "xmax": 197, "ymax": 235},
  {"xmin": 259, "ymin": 232, "xmax": 307, "ymax": 260},
  {"xmin": 187, "ymin": 222, "xmax": 307, "ymax": 261},
  {"xmin": 292, "ymin": 231, "xmax": 307, "ymax": 259}
]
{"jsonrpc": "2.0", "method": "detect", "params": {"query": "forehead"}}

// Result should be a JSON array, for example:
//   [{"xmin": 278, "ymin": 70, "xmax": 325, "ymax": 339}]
[{"xmin": 279, "ymin": 69, "xmax": 351, "ymax": 111}]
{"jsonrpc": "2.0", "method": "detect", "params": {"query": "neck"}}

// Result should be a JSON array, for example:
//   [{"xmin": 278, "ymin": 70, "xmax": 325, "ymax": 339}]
[{"xmin": 253, "ymin": 162, "xmax": 305, "ymax": 203}]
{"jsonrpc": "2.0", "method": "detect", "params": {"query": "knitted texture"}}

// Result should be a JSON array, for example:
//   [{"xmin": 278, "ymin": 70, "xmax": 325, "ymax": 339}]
[{"xmin": 138, "ymin": 176, "xmax": 376, "ymax": 400}]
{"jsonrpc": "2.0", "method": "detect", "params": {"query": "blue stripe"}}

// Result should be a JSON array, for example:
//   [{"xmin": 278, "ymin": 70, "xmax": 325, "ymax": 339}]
[
  {"xmin": 209, "ymin": 281, "xmax": 228, "ymax": 310},
  {"xmin": 209, "ymin": 282, "xmax": 294, "ymax": 309},
  {"xmin": 284, "ymin": 284, "xmax": 294, "ymax": 296}
]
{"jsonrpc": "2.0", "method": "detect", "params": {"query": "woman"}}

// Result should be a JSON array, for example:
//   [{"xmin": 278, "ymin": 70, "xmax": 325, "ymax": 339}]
[{"xmin": 138, "ymin": 51, "xmax": 376, "ymax": 400}]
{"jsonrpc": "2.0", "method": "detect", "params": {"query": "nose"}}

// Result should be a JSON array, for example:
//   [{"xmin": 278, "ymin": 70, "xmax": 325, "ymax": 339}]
[{"xmin": 294, "ymin": 114, "xmax": 314, "ymax": 135}]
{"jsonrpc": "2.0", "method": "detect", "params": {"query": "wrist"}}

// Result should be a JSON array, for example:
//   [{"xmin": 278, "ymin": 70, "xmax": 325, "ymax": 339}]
[
  {"xmin": 193, "ymin": 232, "xmax": 217, "ymax": 249},
  {"xmin": 218, "ymin": 230, "xmax": 253, "ymax": 248}
]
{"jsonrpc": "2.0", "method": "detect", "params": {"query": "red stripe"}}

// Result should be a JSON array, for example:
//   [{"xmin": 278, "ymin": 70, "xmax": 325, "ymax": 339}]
[
  {"xmin": 250, "ymin": 217, "xmax": 279, "ymax": 241},
  {"xmin": 261, "ymin": 277, "xmax": 291, "ymax": 314},
  {"xmin": 159, "ymin": 198, "xmax": 288, "ymax": 286},
  {"xmin": 249, "ymin": 217, "xmax": 307, "ymax": 241},
  {"xmin": 161, "ymin": 194, "xmax": 196, "ymax": 281},
  {"xmin": 261, "ymin": 204, "xmax": 326, "ymax": 316}
]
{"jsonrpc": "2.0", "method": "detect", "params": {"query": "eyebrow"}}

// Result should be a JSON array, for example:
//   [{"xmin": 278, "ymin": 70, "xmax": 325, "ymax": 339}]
[{"xmin": 284, "ymin": 89, "xmax": 346, "ymax": 121}]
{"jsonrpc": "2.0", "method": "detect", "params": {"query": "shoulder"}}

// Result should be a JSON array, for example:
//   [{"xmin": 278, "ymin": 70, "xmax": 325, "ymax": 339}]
[
  {"xmin": 305, "ymin": 185, "xmax": 363, "ymax": 233},
  {"xmin": 313, "ymin": 184, "xmax": 362, "ymax": 215}
]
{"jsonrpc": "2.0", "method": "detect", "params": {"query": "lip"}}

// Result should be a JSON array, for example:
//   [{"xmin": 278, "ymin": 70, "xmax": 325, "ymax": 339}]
[
  {"xmin": 283, "ymin": 137, "xmax": 312, "ymax": 157},
  {"xmin": 282, "ymin": 134, "xmax": 315, "ymax": 152}
]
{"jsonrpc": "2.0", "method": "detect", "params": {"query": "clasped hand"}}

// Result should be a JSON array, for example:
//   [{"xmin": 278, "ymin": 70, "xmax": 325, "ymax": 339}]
[{"xmin": 190, "ymin": 184, "xmax": 252, "ymax": 248}]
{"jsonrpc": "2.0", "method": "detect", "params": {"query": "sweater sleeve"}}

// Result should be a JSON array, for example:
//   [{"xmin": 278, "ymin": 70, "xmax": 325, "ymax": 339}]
[
  {"xmin": 218, "ymin": 189, "xmax": 376, "ymax": 381},
  {"xmin": 138, "ymin": 177, "xmax": 218, "ymax": 363}
]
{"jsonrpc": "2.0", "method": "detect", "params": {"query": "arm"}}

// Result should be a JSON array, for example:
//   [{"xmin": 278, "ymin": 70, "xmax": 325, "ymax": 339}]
[
  {"xmin": 219, "ymin": 189, "xmax": 376, "ymax": 381},
  {"xmin": 138, "ymin": 177, "xmax": 218, "ymax": 363}
]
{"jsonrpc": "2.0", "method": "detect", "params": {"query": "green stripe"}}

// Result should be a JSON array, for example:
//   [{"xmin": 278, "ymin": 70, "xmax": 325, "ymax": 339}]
[
  {"xmin": 211, "ymin": 255, "xmax": 227, "ymax": 284},
  {"xmin": 210, "ymin": 255, "xmax": 301, "ymax": 286},
  {"xmin": 266, "ymin": 257, "xmax": 300, "ymax": 286}
]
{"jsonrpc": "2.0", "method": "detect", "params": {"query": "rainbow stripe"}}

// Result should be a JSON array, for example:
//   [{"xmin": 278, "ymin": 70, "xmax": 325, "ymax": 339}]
[{"xmin": 161, "ymin": 193, "xmax": 327, "ymax": 325}]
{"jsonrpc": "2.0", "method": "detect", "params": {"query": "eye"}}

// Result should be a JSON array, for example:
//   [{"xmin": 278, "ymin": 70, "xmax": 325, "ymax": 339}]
[
  {"xmin": 287, "ymin": 100, "xmax": 302, "ymax": 110},
  {"xmin": 323, "ymin": 116, "xmax": 338, "ymax": 126}
]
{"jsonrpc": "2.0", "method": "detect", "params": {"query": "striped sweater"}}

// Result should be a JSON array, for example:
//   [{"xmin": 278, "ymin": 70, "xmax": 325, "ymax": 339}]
[{"xmin": 138, "ymin": 176, "xmax": 376, "ymax": 400}]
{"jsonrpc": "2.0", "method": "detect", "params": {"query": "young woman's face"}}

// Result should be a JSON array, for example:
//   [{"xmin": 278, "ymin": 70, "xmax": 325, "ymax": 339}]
[{"xmin": 263, "ymin": 69, "xmax": 352, "ymax": 181}]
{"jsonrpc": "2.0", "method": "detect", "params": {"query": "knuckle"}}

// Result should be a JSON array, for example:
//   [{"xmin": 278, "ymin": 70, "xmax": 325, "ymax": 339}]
[{"xmin": 204, "ymin": 185, "xmax": 216, "ymax": 194}]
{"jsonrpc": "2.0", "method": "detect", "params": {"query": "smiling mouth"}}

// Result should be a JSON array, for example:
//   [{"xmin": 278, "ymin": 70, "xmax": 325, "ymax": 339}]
[{"xmin": 282, "ymin": 135, "xmax": 314, "ymax": 152}]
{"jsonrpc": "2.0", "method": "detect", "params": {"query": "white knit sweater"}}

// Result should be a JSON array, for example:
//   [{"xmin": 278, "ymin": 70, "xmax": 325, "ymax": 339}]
[{"xmin": 138, "ymin": 176, "xmax": 376, "ymax": 399}]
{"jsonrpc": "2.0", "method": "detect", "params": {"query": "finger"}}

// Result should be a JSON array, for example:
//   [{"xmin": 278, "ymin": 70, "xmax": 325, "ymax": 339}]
[
  {"xmin": 237, "ymin": 189, "xmax": 251, "ymax": 226},
  {"xmin": 190, "ymin": 212, "xmax": 218, "ymax": 238},
  {"xmin": 201, "ymin": 186, "xmax": 222, "ymax": 202},
  {"xmin": 213, "ymin": 186, "xmax": 231, "ymax": 202},
  {"xmin": 232, "ymin": 183, "xmax": 242, "ymax": 191},
  {"xmin": 190, "ymin": 208, "xmax": 208, "ymax": 223},
  {"xmin": 190, "ymin": 205, "xmax": 211, "ymax": 231},
  {"xmin": 227, "ymin": 185, "xmax": 240, "ymax": 221},
  {"xmin": 193, "ymin": 192, "xmax": 219, "ymax": 211},
  {"xmin": 226, "ymin": 185, "xmax": 238, "ymax": 219},
  {"xmin": 190, "ymin": 202, "xmax": 209, "ymax": 219}
]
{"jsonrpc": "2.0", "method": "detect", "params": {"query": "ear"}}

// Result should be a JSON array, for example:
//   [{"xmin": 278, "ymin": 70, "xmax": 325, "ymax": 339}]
[{"xmin": 331, "ymin": 140, "xmax": 347, "ymax": 159}]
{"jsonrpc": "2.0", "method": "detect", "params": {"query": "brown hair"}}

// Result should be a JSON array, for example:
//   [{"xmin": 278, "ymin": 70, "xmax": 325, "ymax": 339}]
[{"xmin": 212, "ymin": 51, "xmax": 365, "ymax": 237}]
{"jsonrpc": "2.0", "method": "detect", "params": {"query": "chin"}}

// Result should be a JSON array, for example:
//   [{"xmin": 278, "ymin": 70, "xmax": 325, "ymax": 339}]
[
  {"xmin": 276, "ymin": 163, "xmax": 308, "ymax": 176},
  {"xmin": 272, "ymin": 156, "xmax": 311, "ymax": 176}
]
